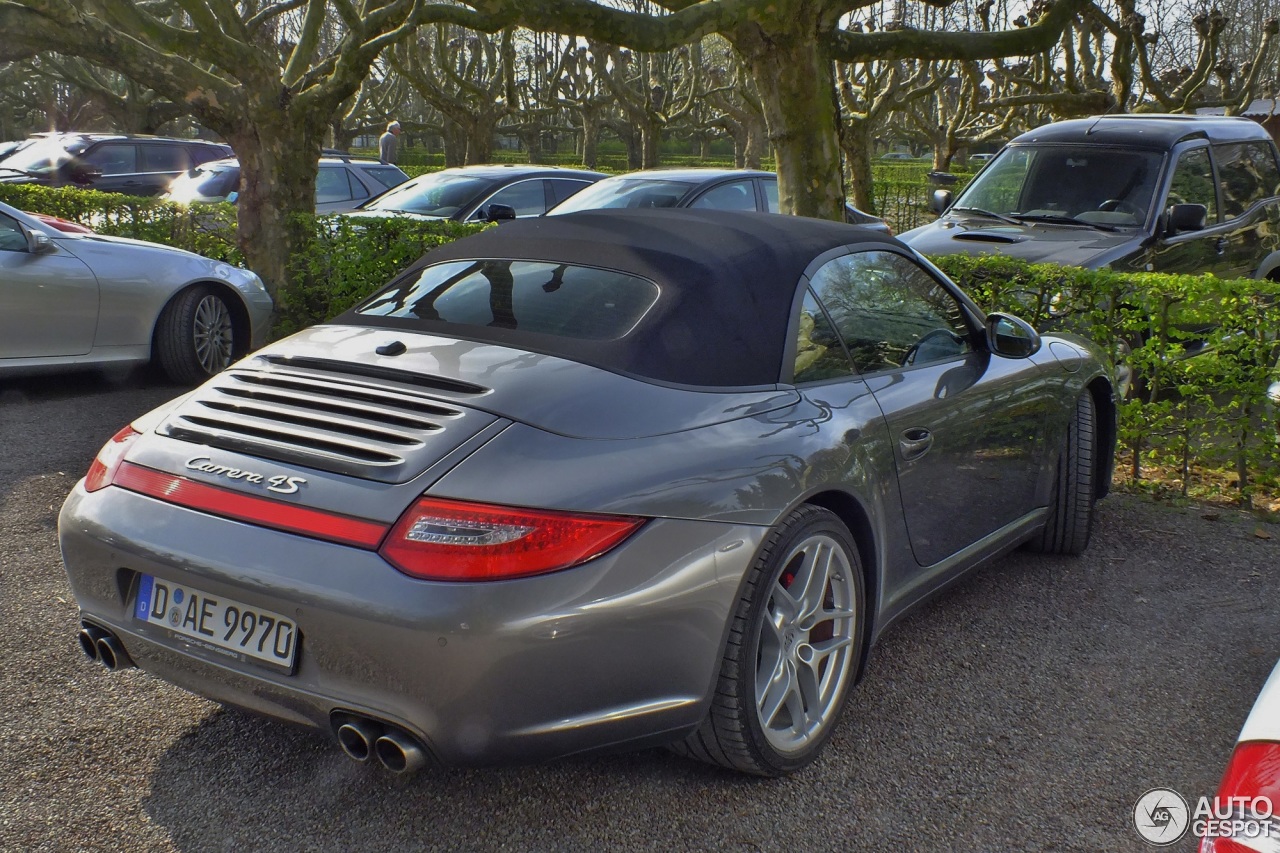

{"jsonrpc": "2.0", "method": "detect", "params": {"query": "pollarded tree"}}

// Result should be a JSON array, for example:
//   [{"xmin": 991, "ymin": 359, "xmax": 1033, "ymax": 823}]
[
  {"xmin": 391, "ymin": 25, "xmax": 515, "ymax": 166},
  {"xmin": 451, "ymin": 0, "xmax": 1091, "ymax": 220},
  {"xmin": 0, "ymin": 0, "xmax": 480, "ymax": 298}
]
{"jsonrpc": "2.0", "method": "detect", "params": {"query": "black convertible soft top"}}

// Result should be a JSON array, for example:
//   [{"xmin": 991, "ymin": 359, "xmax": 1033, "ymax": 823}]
[{"xmin": 340, "ymin": 209, "xmax": 899, "ymax": 388}]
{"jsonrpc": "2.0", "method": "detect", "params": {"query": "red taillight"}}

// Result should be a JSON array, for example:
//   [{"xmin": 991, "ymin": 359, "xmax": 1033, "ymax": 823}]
[
  {"xmin": 380, "ymin": 496, "xmax": 645, "ymax": 581},
  {"xmin": 84, "ymin": 426, "xmax": 141, "ymax": 492},
  {"xmin": 112, "ymin": 462, "xmax": 388, "ymax": 548},
  {"xmin": 1198, "ymin": 741, "xmax": 1280, "ymax": 853}
]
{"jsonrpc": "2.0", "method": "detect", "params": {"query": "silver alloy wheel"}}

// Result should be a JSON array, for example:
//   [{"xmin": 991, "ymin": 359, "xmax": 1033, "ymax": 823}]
[
  {"xmin": 754, "ymin": 532, "xmax": 857, "ymax": 754},
  {"xmin": 192, "ymin": 294, "xmax": 234, "ymax": 374}
]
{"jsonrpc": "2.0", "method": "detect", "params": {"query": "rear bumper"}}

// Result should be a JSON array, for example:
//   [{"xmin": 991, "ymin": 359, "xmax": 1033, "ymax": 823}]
[{"xmin": 59, "ymin": 483, "xmax": 764, "ymax": 765}]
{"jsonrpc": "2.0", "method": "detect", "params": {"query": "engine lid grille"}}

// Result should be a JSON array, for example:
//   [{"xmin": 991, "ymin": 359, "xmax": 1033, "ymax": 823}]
[{"xmin": 157, "ymin": 358, "xmax": 498, "ymax": 483}]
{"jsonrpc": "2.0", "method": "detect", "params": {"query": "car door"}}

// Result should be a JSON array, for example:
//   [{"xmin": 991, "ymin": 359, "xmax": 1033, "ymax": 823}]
[
  {"xmin": 78, "ymin": 143, "xmax": 141, "ymax": 194},
  {"xmin": 0, "ymin": 212, "xmax": 99, "ymax": 358},
  {"xmin": 314, "ymin": 165, "xmax": 370, "ymax": 213},
  {"xmin": 470, "ymin": 179, "xmax": 550, "ymax": 220},
  {"xmin": 1148, "ymin": 145, "xmax": 1235, "ymax": 277},
  {"xmin": 807, "ymin": 248, "xmax": 1053, "ymax": 567},
  {"xmin": 137, "ymin": 143, "xmax": 193, "ymax": 196}
]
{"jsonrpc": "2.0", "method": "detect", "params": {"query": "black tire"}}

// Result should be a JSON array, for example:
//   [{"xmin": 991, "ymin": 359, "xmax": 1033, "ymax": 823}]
[
  {"xmin": 154, "ymin": 285, "xmax": 237, "ymax": 384},
  {"xmin": 671, "ymin": 505, "xmax": 865, "ymax": 776},
  {"xmin": 1027, "ymin": 392, "xmax": 1096, "ymax": 555}
]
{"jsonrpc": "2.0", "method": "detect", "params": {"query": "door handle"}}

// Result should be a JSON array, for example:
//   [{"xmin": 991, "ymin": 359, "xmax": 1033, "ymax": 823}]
[{"xmin": 899, "ymin": 427, "xmax": 933, "ymax": 461}]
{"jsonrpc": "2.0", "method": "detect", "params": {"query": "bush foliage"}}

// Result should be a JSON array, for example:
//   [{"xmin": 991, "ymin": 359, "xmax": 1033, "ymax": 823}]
[
  {"xmin": 935, "ymin": 254, "xmax": 1280, "ymax": 503},
  {"xmin": 5, "ymin": 182, "xmax": 1274, "ymax": 503}
]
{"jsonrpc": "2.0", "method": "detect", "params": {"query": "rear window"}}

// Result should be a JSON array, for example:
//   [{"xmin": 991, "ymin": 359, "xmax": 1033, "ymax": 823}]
[{"xmin": 356, "ymin": 260, "xmax": 659, "ymax": 342}]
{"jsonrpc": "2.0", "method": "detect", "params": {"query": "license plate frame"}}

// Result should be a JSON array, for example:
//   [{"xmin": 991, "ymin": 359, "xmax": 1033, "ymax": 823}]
[{"xmin": 134, "ymin": 574, "xmax": 299, "ymax": 673}]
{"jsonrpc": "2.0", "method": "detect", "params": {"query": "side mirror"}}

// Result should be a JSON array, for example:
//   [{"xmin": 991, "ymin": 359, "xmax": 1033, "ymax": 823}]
[
  {"xmin": 986, "ymin": 312, "xmax": 1040, "ymax": 358},
  {"xmin": 22, "ymin": 224, "xmax": 54, "ymax": 254},
  {"xmin": 1166, "ymin": 203, "xmax": 1207, "ymax": 235},
  {"xmin": 485, "ymin": 203, "xmax": 517, "ymax": 223},
  {"xmin": 931, "ymin": 189, "xmax": 953, "ymax": 216}
]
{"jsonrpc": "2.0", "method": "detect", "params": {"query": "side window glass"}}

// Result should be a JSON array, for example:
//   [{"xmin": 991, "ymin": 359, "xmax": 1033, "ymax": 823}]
[
  {"xmin": 548, "ymin": 179, "xmax": 591, "ymax": 206},
  {"xmin": 315, "ymin": 167, "xmax": 353, "ymax": 203},
  {"xmin": 1167, "ymin": 147, "xmax": 1218, "ymax": 222},
  {"xmin": 1246, "ymin": 143, "xmax": 1280, "ymax": 198},
  {"xmin": 82, "ymin": 144, "xmax": 137, "ymax": 175},
  {"xmin": 792, "ymin": 289, "xmax": 854, "ymax": 383},
  {"xmin": 1214, "ymin": 143, "xmax": 1280, "ymax": 218},
  {"xmin": 763, "ymin": 179, "xmax": 779, "ymax": 213},
  {"xmin": 346, "ymin": 168, "xmax": 370, "ymax": 200},
  {"xmin": 140, "ymin": 144, "xmax": 189, "ymax": 173},
  {"xmin": 481, "ymin": 181, "xmax": 547, "ymax": 217},
  {"xmin": 689, "ymin": 180, "xmax": 757, "ymax": 211},
  {"xmin": 809, "ymin": 250, "xmax": 974, "ymax": 374},
  {"xmin": 0, "ymin": 213, "xmax": 27, "ymax": 253}
]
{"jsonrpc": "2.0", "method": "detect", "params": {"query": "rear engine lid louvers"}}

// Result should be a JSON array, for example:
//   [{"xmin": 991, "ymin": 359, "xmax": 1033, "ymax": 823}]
[{"xmin": 157, "ymin": 356, "xmax": 498, "ymax": 483}]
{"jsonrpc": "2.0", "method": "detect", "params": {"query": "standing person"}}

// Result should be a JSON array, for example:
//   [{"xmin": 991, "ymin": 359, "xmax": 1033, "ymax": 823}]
[{"xmin": 380, "ymin": 121, "xmax": 401, "ymax": 164}]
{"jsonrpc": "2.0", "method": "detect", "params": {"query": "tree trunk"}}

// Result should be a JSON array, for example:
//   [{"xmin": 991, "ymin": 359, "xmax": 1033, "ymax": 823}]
[
  {"xmin": 735, "ymin": 24, "xmax": 844, "ymax": 220},
  {"xmin": 464, "ymin": 119, "xmax": 494, "ymax": 164},
  {"xmin": 743, "ymin": 118, "xmax": 765, "ymax": 170},
  {"xmin": 443, "ymin": 121, "xmax": 467, "ymax": 167},
  {"xmin": 842, "ymin": 118, "xmax": 876, "ymax": 214},
  {"xmin": 581, "ymin": 117, "xmax": 600, "ymax": 170},
  {"xmin": 640, "ymin": 121, "xmax": 661, "ymax": 168},
  {"xmin": 224, "ymin": 111, "xmax": 324, "ymax": 305}
]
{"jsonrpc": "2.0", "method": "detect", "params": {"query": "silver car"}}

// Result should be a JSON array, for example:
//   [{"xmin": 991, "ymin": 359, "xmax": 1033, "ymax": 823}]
[
  {"xmin": 60, "ymin": 210, "xmax": 1116, "ymax": 776},
  {"xmin": 163, "ymin": 156, "xmax": 410, "ymax": 214},
  {"xmin": 0, "ymin": 201, "xmax": 272, "ymax": 383}
]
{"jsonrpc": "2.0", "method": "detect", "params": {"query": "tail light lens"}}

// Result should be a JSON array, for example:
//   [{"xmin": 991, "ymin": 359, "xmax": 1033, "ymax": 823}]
[
  {"xmin": 84, "ymin": 426, "xmax": 141, "ymax": 492},
  {"xmin": 380, "ymin": 496, "xmax": 645, "ymax": 581},
  {"xmin": 1198, "ymin": 741, "xmax": 1280, "ymax": 853}
]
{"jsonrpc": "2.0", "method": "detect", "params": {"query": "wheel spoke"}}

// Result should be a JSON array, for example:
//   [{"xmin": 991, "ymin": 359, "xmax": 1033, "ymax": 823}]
[
  {"xmin": 794, "ymin": 543, "xmax": 836, "ymax": 622},
  {"xmin": 757, "ymin": 660, "xmax": 798, "ymax": 728}
]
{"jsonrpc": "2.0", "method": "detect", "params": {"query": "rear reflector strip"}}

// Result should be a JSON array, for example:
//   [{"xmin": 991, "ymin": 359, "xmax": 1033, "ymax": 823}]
[{"xmin": 112, "ymin": 461, "xmax": 388, "ymax": 549}]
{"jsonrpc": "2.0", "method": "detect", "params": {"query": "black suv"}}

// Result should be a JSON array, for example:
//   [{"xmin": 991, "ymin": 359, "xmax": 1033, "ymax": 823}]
[
  {"xmin": 0, "ymin": 133, "xmax": 232, "ymax": 196},
  {"xmin": 902, "ymin": 115, "xmax": 1280, "ymax": 281}
]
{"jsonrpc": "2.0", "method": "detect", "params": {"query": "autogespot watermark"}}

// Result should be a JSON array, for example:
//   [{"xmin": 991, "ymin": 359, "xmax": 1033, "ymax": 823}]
[{"xmin": 1133, "ymin": 787, "xmax": 1278, "ymax": 847}]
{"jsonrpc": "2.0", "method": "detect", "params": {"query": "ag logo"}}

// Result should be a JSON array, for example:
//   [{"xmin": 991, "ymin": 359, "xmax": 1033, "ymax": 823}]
[{"xmin": 1134, "ymin": 788, "xmax": 1190, "ymax": 846}]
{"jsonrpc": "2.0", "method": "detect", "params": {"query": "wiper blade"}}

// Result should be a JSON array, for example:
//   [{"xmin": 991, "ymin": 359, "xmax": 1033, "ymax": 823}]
[
  {"xmin": 1012, "ymin": 213, "xmax": 1117, "ymax": 233},
  {"xmin": 952, "ymin": 206, "xmax": 1022, "ymax": 226}
]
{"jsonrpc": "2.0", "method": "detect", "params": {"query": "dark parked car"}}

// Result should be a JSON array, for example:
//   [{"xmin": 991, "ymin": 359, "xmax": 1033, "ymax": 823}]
[
  {"xmin": 547, "ymin": 168, "xmax": 891, "ymax": 232},
  {"xmin": 61, "ymin": 210, "xmax": 1116, "ymax": 777},
  {"xmin": 902, "ymin": 115, "xmax": 1280, "ymax": 280},
  {"xmin": 346, "ymin": 165, "xmax": 606, "ymax": 223},
  {"xmin": 0, "ymin": 133, "xmax": 232, "ymax": 196},
  {"xmin": 163, "ymin": 156, "xmax": 409, "ymax": 213}
]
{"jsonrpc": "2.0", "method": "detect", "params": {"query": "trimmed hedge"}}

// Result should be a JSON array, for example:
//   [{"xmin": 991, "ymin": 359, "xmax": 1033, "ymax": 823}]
[
  {"xmin": 6, "ymin": 182, "xmax": 1273, "ymax": 502},
  {"xmin": 936, "ymin": 254, "xmax": 1280, "ymax": 502}
]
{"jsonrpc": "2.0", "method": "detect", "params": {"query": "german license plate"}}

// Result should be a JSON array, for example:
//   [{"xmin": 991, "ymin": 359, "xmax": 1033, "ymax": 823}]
[{"xmin": 134, "ymin": 574, "xmax": 298, "ymax": 670}]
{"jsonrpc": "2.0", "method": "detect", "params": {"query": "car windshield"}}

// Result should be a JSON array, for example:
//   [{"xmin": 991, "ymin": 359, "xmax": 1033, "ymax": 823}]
[
  {"xmin": 356, "ymin": 259, "xmax": 660, "ymax": 341},
  {"xmin": 165, "ymin": 164, "xmax": 238, "ymax": 202},
  {"xmin": 360, "ymin": 173, "xmax": 494, "ymax": 217},
  {"xmin": 954, "ymin": 145, "xmax": 1164, "ymax": 227},
  {"xmin": 2, "ymin": 137, "xmax": 79, "ymax": 174},
  {"xmin": 547, "ymin": 179, "xmax": 691, "ymax": 213}
]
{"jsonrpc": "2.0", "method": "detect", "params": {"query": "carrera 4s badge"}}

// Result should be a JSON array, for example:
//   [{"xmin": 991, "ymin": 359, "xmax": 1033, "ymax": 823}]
[{"xmin": 185, "ymin": 457, "xmax": 307, "ymax": 495}]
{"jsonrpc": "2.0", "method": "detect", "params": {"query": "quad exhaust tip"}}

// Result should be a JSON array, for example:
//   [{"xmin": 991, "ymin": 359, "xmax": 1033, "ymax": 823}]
[
  {"xmin": 77, "ymin": 622, "xmax": 135, "ymax": 671},
  {"xmin": 333, "ymin": 713, "xmax": 429, "ymax": 774}
]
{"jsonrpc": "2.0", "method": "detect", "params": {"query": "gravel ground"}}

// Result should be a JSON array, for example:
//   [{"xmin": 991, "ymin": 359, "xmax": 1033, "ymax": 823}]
[{"xmin": 1, "ymin": 371, "xmax": 1276, "ymax": 853}]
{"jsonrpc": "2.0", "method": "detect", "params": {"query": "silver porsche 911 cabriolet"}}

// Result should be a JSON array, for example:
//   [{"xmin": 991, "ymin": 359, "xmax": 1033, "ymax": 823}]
[{"xmin": 59, "ymin": 210, "xmax": 1116, "ymax": 777}]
